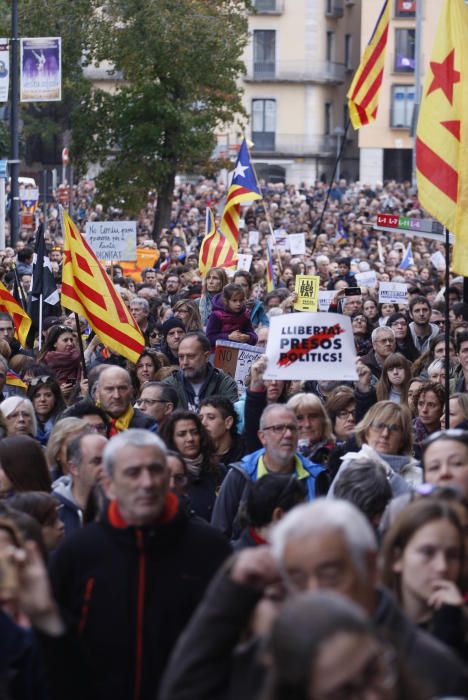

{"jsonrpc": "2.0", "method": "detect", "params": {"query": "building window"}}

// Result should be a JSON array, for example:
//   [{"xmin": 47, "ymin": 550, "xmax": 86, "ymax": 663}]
[
  {"xmin": 394, "ymin": 28, "xmax": 415, "ymax": 72},
  {"xmin": 395, "ymin": 0, "xmax": 416, "ymax": 17},
  {"xmin": 324, "ymin": 102, "xmax": 332, "ymax": 135},
  {"xmin": 252, "ymin": 99, "xmax": 276, "ymax": 150},
  {"xmin": 253, "ymin": 0, "xmax": 276, "ymax": 10},
  {"xmin": 326, "ymin": 31, "xmax": 334, "ymax": 62},
  {"xmin": 345, "ymin": 34, "xmax": 352, "ymax": 69},
  {"xmin": 253, "ymin": 30, "xmax": 276, "ymax": 78},
  {"xmin": 391, "ymin": 85, "xmax": 415, "ymax": 128}
]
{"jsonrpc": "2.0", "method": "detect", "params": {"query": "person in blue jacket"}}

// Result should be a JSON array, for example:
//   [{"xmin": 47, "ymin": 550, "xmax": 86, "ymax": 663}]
[{"xmin": 211, "ymin": 403, "xmax": 327, "ymax": 540}]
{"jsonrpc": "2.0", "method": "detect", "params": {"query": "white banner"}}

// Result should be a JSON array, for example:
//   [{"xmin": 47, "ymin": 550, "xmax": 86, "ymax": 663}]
[
  {"xmin": 0, "ymin": 40, "xmax": 9, "ymax": 103},
  {"xmin": 85, "ymin": 221, "xmax": 137, "ymax": 262},
  {"xmin": 355, "ymin": 270, "xmax": 377, "ymax": 288},
  {"xmin": 378, "ymin": 281, "xmax": 408, "ymax": 305},
  {"xmin": 263, "ymin": 312, "xmax": 358, "ymax": 381}
]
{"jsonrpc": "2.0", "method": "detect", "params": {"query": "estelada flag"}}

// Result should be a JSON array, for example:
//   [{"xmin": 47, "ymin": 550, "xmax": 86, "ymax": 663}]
[
  {"xmin": 0, "ymin": 281, "xmax": 32, "ymax": 347},
  {"xmin": 416, "ymin": 0, "xmax": 468, "ymax": 274},
  {"xmin": 199, "ymin": 207, "xmax": 237, "ymax": 276},
  {"xmin": 61, "ymin": 210, "xmax": 145, "ymax": 363},
  {"xmin": 219, "ymin": 139, "xmax": 262, "ymax": 255},
  {"xmin": 347, "ymin": 0, "xmax": 390, "ymax": 129}
]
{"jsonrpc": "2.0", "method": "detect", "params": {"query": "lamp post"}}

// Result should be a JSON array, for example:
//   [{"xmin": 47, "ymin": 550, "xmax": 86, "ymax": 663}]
[{"xmin": 9, "ymin": 0, "xmax": 20, "ymax": 246}]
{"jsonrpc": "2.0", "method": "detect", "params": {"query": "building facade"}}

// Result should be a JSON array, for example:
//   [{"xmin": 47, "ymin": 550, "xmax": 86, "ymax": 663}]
[
  {"xmin": 358, "ymin": 0, "xmax": 443, "ymax": 184},
  {"xmin": 218, "ymin": 0, "xmax": 362, "ymax": 185}
]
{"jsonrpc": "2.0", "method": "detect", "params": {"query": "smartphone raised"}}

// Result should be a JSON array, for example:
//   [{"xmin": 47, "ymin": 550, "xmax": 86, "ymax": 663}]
[{"xmin": 344, "ymin": 286, "xmax": 362, "ymax": 297}]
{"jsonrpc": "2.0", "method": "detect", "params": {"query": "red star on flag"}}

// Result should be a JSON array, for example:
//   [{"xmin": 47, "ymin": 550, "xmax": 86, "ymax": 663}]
[{"xmin": 426, "ymin": 48, "xmax": 460, "ymax": 104}]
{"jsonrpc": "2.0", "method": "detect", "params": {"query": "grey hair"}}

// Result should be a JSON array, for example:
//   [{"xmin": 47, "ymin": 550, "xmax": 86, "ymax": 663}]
[
  {"xmin": 0, "ymin": 396, "xmax": 37, "ymax": 436},
  {"xmin": 371, "ymin": 325, "xmax": 395, "ymax": 343},
  {"xmin": 103, "ymin": 429, "xmax": 167, "ymax": 476},
  {"xmin": 427, "ymin": 358, "xmax": 445, "ymax": 375},
  {"xmin": 130, "ymin": 297, "xmax": 149, "ymax": 312},
  {"xmin": 271, "ymin": 499, "xmax": 377, "ymax": 578},
  {"xmin": 66, "ymin": 427, "xmax": 93, "ymax": 466},
  {"xmin": 259, "ymin": 403, "xmax": 296, "ymax": 431}
]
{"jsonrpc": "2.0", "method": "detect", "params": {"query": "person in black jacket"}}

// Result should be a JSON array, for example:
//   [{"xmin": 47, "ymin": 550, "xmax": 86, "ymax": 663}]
[
  {"xmin": 94, "ymin": 366, "xmax": 157, "ymax": 434},
  {"xmin": 24, "ymin": 429, "xmax": 231, "ymax": 700}
]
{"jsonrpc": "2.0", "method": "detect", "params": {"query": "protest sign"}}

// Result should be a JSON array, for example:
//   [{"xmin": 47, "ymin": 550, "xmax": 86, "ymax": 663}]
[
  {"xmin": 85, "ymin": 221, "xmax": 137, "ymax": 262},
  {"xmin": 430, "ymin": 251, "xmax": 445, "ymax": 271},
  {"xmin": 379, "ymin": 281, "xmax": 408, "ymax": 305},
  {"xmin": 20, "ymin": 38, "xmax": 61, "ymax": 102},
  {"xmin": 237, "ymin": 253, "xmax": 253, "ymax": 271},
  {"xmin": 289, "ymin": 233, "xmax": 306, "ymax": 255},
  {"xmin": 355, "ymin": 270, "xmax": 377, "ymax": 288},
  {"xmin": 248, "ymin": 230, "xmax": 259, "ymax": 246},
  {"xmin": 263, "ymin": 312, "xmax": 358, "ymax": 381},
  {"xmin": 318, "ymin": 290, "xmax": 336, "ymax": 312},
  {"xmin": 0, "ymin": 40, "xmax": 9, "ymax": 102},
  {"xmin": 294, "ymin": 275, "xmax": 320, "ymax": 312},
  {"xmin": 214, "ymin": 340, "xmax": 264, "ymax": 392},
  {"xmin": 118, "ymin": 247, "xmax": 159, "ymax": 281},
  {"xmin": 273, "ymin": 229, "xmax": 289, "ymax": 251}
]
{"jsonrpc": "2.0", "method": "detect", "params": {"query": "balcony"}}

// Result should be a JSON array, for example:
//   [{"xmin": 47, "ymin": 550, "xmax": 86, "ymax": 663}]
[
  {"xmin": 245, "ymin": 60, "xmax": 346, "ymax": 84},
  {"xmin": 325, "ymin": 0, "xmax": 344, "ymax": 18},
  {"xmin": 251, "ymin": 133, "xmax": 345, "ymax": 157},
  {"xmin": 252, "ymin": 0, "xmax": 284, "ymax": 14}
]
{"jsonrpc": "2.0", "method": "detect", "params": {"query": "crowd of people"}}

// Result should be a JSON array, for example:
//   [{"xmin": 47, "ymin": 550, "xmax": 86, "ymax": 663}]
[{"xmin": 0, "ymin": 175, "xmax": 468, "ymax": 699}]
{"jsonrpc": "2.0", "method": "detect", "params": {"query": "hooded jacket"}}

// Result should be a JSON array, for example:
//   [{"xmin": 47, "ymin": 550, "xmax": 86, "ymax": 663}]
[
  {"xmin": 52, "ymin": 476, "xmax": 83, "ymax": 535},
  {"xmin": 211, "ymin": 448, "xmax": 327, "ymax": 539},
  {"xmin": 40, "ymin": 493, "xmax": 231, "ymax": 700},
  {"xmin": 206, "ymin": 294, "xmax": 257, "ymax": 349}
]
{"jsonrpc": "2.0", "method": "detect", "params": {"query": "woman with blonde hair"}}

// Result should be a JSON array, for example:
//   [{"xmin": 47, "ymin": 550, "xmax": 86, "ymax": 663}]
[
  {"xmin": 197, "ymin": 267, "xmax": 228, "ymax": 327},
  {"xmin": 442, "ymin": 392, "xmax": 468, "ymax": 430},
  {"xmin": 286, "ymin": 392, "xmax": 334, "ymax": 465},
  {"xmin": 172, "ymin": 299, "xmax": 203, "ymax": 332},
  {"xmin": 45, "ymin": 417, "xmax": 89, "ymax": 479}
]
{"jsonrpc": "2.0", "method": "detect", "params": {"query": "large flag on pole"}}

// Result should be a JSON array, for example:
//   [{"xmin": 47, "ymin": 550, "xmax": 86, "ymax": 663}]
[
  {"xmin": 399, "ymin": 242, "xmax": 414, "ymax": 270},
  {"xmin": 347, "ymin": 0, "xmax": 390, "ymax": 129},
  {"xmin": 61, "ymin": 210, "xmax": 145, "ymax": 363},
  {"xmin": 28, "ymin": 222, "xmax": 60, "ymax": 326},
  {"xmin": 0, "ymin": 281, "xmax": 31, "ymax": 347},
  {"xmin": 198, "ymin": 207, "xmax": 237, "ymax": 276},
  {"xmin": 219, "ymin": 139, "xmax": 262, "ymax": 254},
  {"xmin": 416, "ymin": 0, "xmax": 468, "ymax": 275}
]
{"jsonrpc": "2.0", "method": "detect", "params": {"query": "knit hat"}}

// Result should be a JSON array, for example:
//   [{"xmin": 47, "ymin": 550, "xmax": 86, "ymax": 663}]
[{"xmin": 161, "ymin": 317, "xmax": 185, "ymax": 338}]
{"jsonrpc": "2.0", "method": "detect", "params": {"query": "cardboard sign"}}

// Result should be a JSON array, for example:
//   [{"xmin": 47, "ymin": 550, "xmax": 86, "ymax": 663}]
[
  {"xmin": 85, "ymin": 221, "xmax": 137, "ymax": 262},
  {"xmin": 288, "ymin": 233, "xmax": 306, "ymax": 255},
  {"xmin": 214, "ymin": 340, "xmax": 264, "ymax": 393},
  {"xmin": 237, "ymin": 253, "xmax": 253, "ymax": 271},
  {"xmin": 355, "ymin": 270, "xmax": 377, "ymax": 288},
  {"xmin": 318, "ymin": 290, "xmax": 336, "ymax": 312},
  {"xmin": 379, "ymin": 281, "xmax": 408, "ymax": 305},
  {"xmin": 118, "ymin": 247, "xmax": 159, "ymax": 281},
  {"xmin": 294, "ymin": 275, "xmax": 320, "ymax": 312},
  {"xmin": 263, "ymin": 312, "xmax": 358, "ymax": 381}
]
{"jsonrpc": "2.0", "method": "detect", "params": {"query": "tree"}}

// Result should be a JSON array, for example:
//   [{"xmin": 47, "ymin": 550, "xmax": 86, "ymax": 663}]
[{"xmin": 73, "ymin": 0, "xmax": 250, "ymax": 237}]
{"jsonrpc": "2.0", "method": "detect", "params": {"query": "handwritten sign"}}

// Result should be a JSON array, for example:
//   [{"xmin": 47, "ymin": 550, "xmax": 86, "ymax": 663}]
[
  {"xmin": 214, "ymin": 340, "xmax": 264, "ymax": 393},
  {"xmin": 289, "ymin": 233, "xmax": 306, "ymax": 255},
  {"xmin": 294, "ymin": 275, "xmax": 320, "ymax": 312},
  {"xmin": 85, "ymin": 221, "xmax": 137, "ymax": 262}
]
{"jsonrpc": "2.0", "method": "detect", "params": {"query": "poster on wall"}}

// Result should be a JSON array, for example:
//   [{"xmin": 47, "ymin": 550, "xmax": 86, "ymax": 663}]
[
  {"xmin": 0, "ymin": 40, "xmax": 9, "ymax": 103},
  {"xmin": 20, "ymin": 37, "xmax": 61, "ymax": 102}
]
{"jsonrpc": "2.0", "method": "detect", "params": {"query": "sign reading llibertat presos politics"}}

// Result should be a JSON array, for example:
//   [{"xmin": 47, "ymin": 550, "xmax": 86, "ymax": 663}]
[
  {"xmin": 0, "ymin": 40, "xmax": 9, "ymax": 102},
  {"xmin": 20, "ymin": 37, "xmax": 61, "ymax": 102},
  {"xmin": 85, "ymin": 221, "xmax": 137, "ymax": 262},
  {"xmin": 263, "ymin": 312, "xmax": 358, "ymax": 382}
]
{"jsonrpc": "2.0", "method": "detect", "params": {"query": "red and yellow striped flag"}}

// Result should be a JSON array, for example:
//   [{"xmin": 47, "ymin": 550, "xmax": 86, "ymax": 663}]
[
  {"xmin": 198, "ymin": 207, "xmax": 237, "ymax": 276},
  {"xmin": 219, "ymin": 139, "xmax": 262, "ymax": 254},
  {"xmin": 416, "ymin": 0, "xmax": 468, "ymax": 274},
  {"xmin": 61, "ymin": 210, "xmax": 145, "ymax": 363},
  {"xmin": 347, "ymin": 0, "xmax": 390, "ymax": 129},
  {"xmin": 0, "ymin": 281, "xmax": 31, "ymax": 347}
]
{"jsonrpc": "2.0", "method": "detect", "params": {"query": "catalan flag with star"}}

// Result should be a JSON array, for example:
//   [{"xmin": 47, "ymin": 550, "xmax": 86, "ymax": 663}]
[
  {"xmin": 219, "ymin": 138, "xmax": 262, "ymax": 254},
  {"xmin": 0, "ymin": 281, "xmax": 31, "ymax": 347},
  {"xmin": 347, "ymin": 0, "xmax": 390, "ymax": 129},
  {"xmin": 198, "ymin": 206, "xmax": 237, "ymax": 276},
  {"xmin": 416, "ymin": 0, "xmax": 468, "ymax": 275},
  {"xmin": 60, "ymin": 210, "xmax": 145, "ymax": 363}
]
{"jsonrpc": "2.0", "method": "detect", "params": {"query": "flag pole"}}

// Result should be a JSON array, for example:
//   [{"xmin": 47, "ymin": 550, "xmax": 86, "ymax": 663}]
[
  {"xmin": 38, "ymin": 293, "xmax": 43, "ymax": 351},
  {"xmin": 444, "ymin": 227, "xmax": 450, "ymax": 428},
  {"xmin": 262, "ymin": 203, "xmax": 283, "ymax": 272},
  {"xmin": 74, "ymin": 312, "xmax": 88, "ymax": 380},
  {"xmin": 13, "ymin": 265, "xmax": 27, "ymax": 309},
  {"xmin": 311, "ymin": 116, "xmax": 351, "ymax": 254}
]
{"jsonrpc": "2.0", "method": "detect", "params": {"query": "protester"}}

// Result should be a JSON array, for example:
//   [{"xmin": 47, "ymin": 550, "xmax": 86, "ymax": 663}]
[
  {"xmin": 441, "ymin": 393, "xmax": 468, "ymax": 430},
  {"xmin": 205, "ymin": 282, "xmax": 257, "ymax": 350},
  {"xmin": 0, "ymin": 397, "xmax": 37, "ymax": 437},
  {"xmin": 422, "ymin": 429, "xmax": 468, "ymax": 500},
  {"xmin": 27, "ymin": 375, "xmax": 65, "ymax": 445},
  {"xmin": 172, "ymin": 299, "xmax": 203, "ymax": 332},
  {"xmin": 375, "ymin": 352, "xmax": 412, "ymax": 403},
  {"xmin": 199, "ymin": 395, "xmax": 245, "ymax": 467},
  {"xmin": 38, "ymin": 324, "xmax": 81, "ymax": 387},
  {"xmin": 134, "ymin": 381, "xmax": 177, "ymax": 429},
  {"xmin": 94, "ymin": 365, "xmax": 157, "ymax": 433},
  {"xmin": 412, "ymin": 381, "xmax": 445, "ymax": 458},
  {"xmin": 160, "ymin": 317, "xmax": 186, "ymax": 365},
  {"xmin": 8, "ymin": 491, "xmax": 65, "ymax": 552},
  {"xmin": 0, "ymin": 436, "xmax": 51, "ymax": 496},
  {"xmin": 197, "ymin": 267, "xmax": 228, "ymax": 327},
  {"xmin": 132, "ymin": 349, "xmax": 161, "ymax": 392}
]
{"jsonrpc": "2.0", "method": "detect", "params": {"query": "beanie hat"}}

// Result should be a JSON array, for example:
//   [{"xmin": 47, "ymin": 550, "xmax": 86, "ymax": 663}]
[{"xmin": 161, "ymin": 317, "xmax": 186, "ymax": 338}]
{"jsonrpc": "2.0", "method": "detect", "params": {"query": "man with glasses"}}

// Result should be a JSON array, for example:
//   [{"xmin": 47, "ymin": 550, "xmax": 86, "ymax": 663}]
[
  {"xmin": 211, "ymin": 403, "xmax": 326, "ymax": 539},
  {"xmin": 135, "ymin": 382, "xmax": 177, "ymax": 429},
  {"xmin": 360, "ymin": 326, "xmax": 396, "ymax": 381}
]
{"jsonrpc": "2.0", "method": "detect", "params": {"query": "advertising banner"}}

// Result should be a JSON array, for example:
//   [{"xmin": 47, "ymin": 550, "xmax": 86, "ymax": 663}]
[{"xmin": 20, "ymin": 37, "xmax": 61, "ymax": 102}]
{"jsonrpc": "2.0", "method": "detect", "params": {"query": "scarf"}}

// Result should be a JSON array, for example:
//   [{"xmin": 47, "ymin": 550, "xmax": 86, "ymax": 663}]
[
  {"xmin": 103, "ymin": 403, "xmax": 135, "ymax": 436},
  {"xmin": 184, "ymin": 453, "xmax": 204, "ymax": 478}
]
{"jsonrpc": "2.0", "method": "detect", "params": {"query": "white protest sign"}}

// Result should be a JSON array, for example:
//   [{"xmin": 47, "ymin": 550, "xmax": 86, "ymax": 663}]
[
  {"xmin": 318, "ymin": 290, "xmax": 336, "ymax": 312},
  {"xmin": 378, "ymin": 281, "xmax": 408, "ymax": 305},
  {"xmin": 355, "ymin": 270, "xmax": 377, "ymax": 288},
  {"xmin": 288, "ymin": 233, "xmax": 306, "ymax": 255},
  {"xmin": 85, "ymin": 221, "xmax": 137, "ymax": 262},
  {"xmin": 248, "ymin": 230, "xmax": 259, "ymax": 246},
  {"xmin": 237, "ymin": 253, "xmax": 253, "ymax": 271},
  {"xmin": 273, "ymin": 229, "xmax": 289, "ymax": 250},
  {"xmin": 214, "ymin": 340, "xmax": 264, "ymax": 393},
  {"xmin": 431, "ymin": 251, "xmax": 446, "ymax": 271},
  {"xmin": 263, "ymin": 312, "xmax": 358, "ymax": 381}
]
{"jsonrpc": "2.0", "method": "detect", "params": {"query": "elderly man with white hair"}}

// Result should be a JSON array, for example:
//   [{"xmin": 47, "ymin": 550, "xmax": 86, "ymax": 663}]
[
  {"xmin": 359, "ymin": 325, "xmax": 396, "ymax": 381},
  {"xmin": 160, "ymin": 499, "xmax": 468, "ymax": 700}
]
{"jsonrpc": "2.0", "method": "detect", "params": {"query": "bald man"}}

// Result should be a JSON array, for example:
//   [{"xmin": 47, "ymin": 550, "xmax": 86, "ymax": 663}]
[{"xmin": 94, "ymin": 366, "xmax": 157, "ymax": 434}]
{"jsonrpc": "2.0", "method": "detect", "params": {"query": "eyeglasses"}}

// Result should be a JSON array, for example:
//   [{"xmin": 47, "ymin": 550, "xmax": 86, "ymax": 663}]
[
  {"xmin": 262, "ymin": 423, "xmax": 299, "ymax": 435},
  {"xmin": 30, "ymin": 375, "xmax": 54, "ymax": 387},
  {"xmin": 370, "ymin": 421, "xmax": 402, "ymax": 434},
  {"xmin": 135, "ymin": 398, "xmax": 167, "ymax": 407},
  {"xmin": 336, "ymin": 409, "xmax": 356, "ymax": 420}
]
